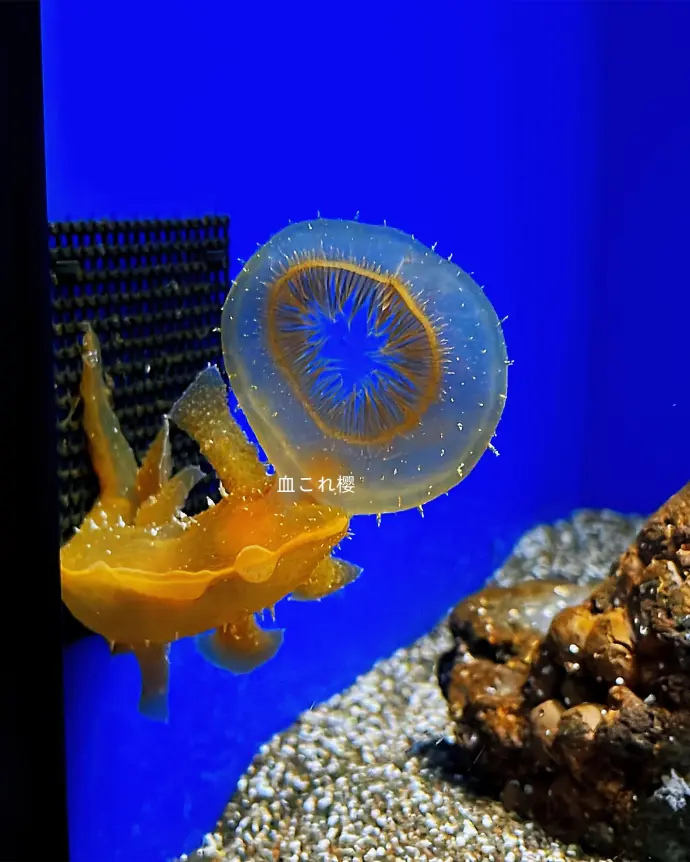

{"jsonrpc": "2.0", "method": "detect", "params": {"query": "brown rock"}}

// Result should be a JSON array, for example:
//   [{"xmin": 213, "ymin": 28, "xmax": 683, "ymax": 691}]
[{"xmin": 437, "ymin": 480, "xmax": 690, "ymax": 860}]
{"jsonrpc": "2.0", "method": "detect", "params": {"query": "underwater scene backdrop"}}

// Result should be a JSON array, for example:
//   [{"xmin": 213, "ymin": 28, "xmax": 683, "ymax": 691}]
[{"xmin": 41, "ymin": 0, "xmax": 690, "ymax": 860}]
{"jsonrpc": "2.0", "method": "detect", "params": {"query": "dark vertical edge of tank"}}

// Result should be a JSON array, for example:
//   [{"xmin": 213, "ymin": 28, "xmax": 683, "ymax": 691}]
[{"xmin": 0, "ymin": 2, "xmax": 69, "ymax": 860}]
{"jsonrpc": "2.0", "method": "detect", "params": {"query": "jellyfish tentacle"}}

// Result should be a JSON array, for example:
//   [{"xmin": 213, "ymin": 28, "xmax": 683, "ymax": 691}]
[
  {"xmin": 195, "ymin": 613, "xmax": 284, "ymax": 673},
  {"xmin": 135, "ymin": 418, "xmax": 173, "ymax": 505},
  {"xmin": 168, "ymin": 366, "xmax": 273, "ymax": 501},
  {"xmin": 134, "ymin": 465, "xmax": 206, "ymax": 528},
  {"xmin": 291, "ymin": 556, "xmax": 363, "ymax": 602},
  {"xmin": 110, "ymin": 641, "xmax": 171, "ymax": 722},
  {"xmin": 79, "ymin": 324, "xmax": 139, "ymax": 506},
  {"xmin": 133, "ymin": 642, "xmax": 171, "ymax": 721}
]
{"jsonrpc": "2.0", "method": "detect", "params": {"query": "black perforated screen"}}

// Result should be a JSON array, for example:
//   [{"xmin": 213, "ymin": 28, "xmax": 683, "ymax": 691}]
[{"xmin": 52, "ymin": 216, "xmax": 230, "ymax": 549}]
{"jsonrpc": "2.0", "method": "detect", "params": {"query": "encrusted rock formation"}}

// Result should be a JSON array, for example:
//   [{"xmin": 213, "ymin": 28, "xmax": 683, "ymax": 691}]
[{"xmin": 438, "ymin": 483, "xmax": 690, "ymax": 860}]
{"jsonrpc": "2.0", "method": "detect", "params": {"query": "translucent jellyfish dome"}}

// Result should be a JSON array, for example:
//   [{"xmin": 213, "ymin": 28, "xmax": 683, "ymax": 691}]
[{"xmin": 221, "ymin": 218, "xmax": 508, "ymax": 515}]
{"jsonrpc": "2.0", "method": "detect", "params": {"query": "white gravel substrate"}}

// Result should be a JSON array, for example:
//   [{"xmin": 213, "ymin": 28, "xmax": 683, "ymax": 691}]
[{"xmin": 181, "ymin": 509, "xmax": 644, "ymax": 862}]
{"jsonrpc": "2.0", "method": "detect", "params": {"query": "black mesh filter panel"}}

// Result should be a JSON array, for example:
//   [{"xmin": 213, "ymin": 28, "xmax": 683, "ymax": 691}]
[{"xmin": 52, "ymin": 216, "xmax": 230, "ymax": 555}]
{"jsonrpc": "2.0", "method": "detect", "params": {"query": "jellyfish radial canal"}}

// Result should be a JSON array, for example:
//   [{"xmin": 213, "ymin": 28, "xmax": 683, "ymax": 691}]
[{"xmin": 268, "ymin": 260, "xmax": 443, "ymax": 445}]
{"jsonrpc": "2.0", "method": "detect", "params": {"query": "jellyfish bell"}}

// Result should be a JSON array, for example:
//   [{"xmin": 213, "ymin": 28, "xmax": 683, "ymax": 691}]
[{"xmin": 222, "ymin": 218, "xmax": 508, "ymax": 516}]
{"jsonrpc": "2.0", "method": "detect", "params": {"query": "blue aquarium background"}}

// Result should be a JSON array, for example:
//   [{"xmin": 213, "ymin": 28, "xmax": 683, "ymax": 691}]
[{"xmin": 41, "ymin": 1, "xmax": 690, "ymax": 860}]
